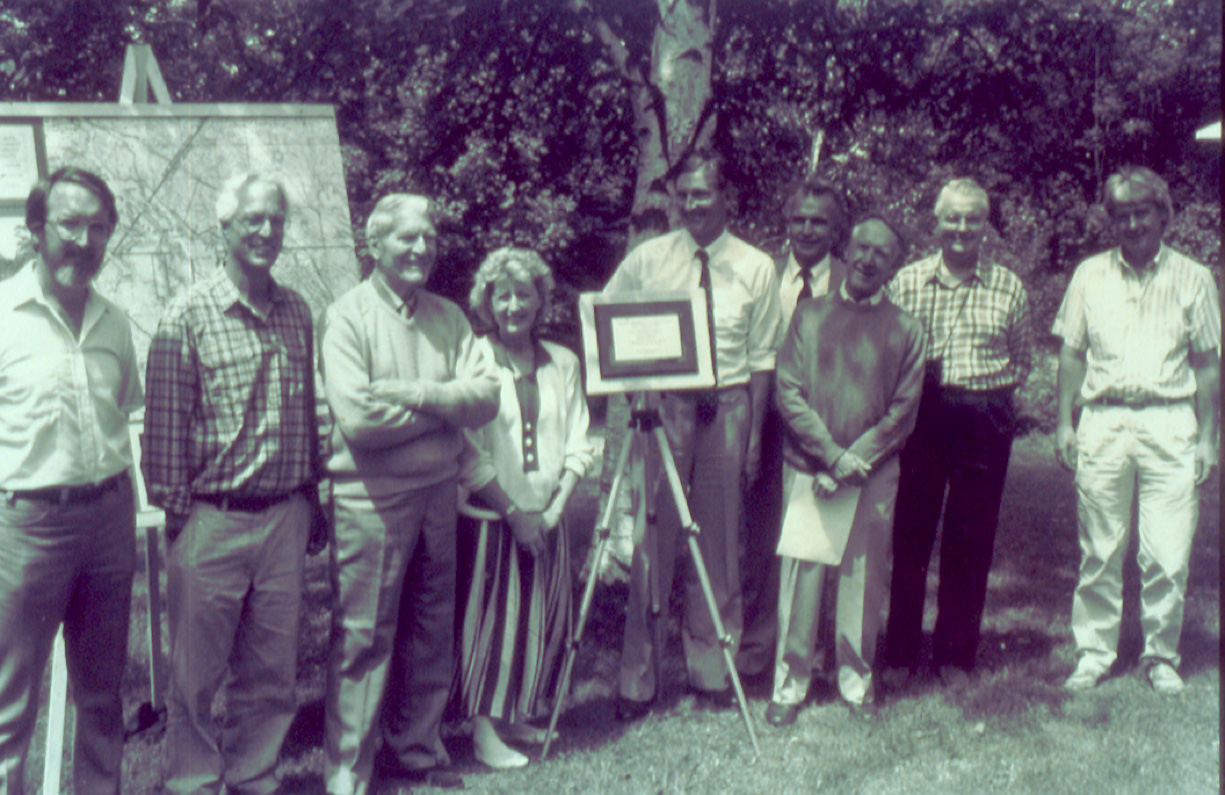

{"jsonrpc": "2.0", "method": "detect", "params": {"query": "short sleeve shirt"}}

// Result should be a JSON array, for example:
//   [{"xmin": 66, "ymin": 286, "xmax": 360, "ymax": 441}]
[{"xmin": 1052, "ymin": 245, "xmax": 1220, "ymax": 403}]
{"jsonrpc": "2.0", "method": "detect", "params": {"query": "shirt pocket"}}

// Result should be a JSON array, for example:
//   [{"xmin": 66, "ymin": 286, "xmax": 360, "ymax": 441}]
[{"xmin": 197, "ymin": 342, "xmax": 261, "ymax": 431}]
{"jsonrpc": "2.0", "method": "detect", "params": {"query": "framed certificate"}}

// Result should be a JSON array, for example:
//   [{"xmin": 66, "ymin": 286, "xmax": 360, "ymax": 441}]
[
  {"xmin": 0, "ymin": 119, "xmax": 44, "ymax": 204},
  {"xmin": 578, "ymin": 289, "xmax": 716, "ymax": 395}
]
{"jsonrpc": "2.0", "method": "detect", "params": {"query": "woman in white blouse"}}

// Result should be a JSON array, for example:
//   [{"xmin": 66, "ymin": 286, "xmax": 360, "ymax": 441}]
[{"xmin": 456, "ymin": 247, "xmax": 594, "ymax": 768}]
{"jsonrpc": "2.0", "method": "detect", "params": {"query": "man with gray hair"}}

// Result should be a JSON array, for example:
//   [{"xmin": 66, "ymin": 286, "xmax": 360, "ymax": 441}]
[
  {"xmin": 882, "ymin": 177, "xmax": 1033, "ymax": 688},
  {"xmin": 143, "ymin": 172, "xmax": 321, "ymax": 794},
  {"xmin": 1054, "ymin": 167, "xmax": 1219, "ymax": 694},
  {"xmin": 321, "ymin": 193, "xmax": 498, "ymax": 792}
]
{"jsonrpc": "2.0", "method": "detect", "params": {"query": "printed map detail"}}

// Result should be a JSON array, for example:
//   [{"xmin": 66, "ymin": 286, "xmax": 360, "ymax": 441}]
[{"xmin": 41, "ymin": 113, "xmax": 360, "ymax": 373}]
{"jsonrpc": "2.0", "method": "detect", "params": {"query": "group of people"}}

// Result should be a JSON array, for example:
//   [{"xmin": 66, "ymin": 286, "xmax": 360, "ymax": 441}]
[{"xmin": 0, "ymin": 154, "xmax": 1215, "ymax": 794}]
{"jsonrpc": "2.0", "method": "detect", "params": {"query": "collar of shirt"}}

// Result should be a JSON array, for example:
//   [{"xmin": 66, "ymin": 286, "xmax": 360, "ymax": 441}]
[
  {"xmin": 838, "ymin": 279, "xmax": 885, "ymax": 306},
  {"xmin": 371, "ymin": 271, "xmax": 419, "ymax": 318},
  {"xmin": 783, "ymin": 251, "xmax": 832, "ymax": 291},
  {"xmin": 490, "ymin": 337, "xmax": 552, "ymax": 383},
  {"xmin": 7, "ymin": 262, "xmax": 111, "ymax": 338},
  {"xmin": 680, "ymin": 226, "xmax": 732, "ymax": 264},
  {"xmin": 206, "ymin": 266, "xmax": 288, "ymax": 321},
  {"xmin": 931, "ymin": 253, "xmax": 984, "ymax": 289},
  {"xmin": 1113, "ymin": 244, "xmax": 1167, "ymax": 281}
]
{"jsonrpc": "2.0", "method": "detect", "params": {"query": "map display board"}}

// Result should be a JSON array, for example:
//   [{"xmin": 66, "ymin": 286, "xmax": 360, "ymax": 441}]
[{"xmin": 0, "ymin": 103, "xmax": 361, "ymax": 375}]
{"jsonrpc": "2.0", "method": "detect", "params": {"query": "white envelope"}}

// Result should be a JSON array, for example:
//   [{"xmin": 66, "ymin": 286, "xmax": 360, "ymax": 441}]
[{"xmin": 775, "ymin": 468, "xmax": 861, "ymax": 565}]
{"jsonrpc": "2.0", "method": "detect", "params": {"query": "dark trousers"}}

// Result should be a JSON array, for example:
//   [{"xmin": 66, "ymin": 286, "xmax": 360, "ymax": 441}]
[
  {"xmin": 737, "ymin": 398, "xmax": 786, "ymax": 676},
  {"xmin": 884, "ymin": 383, "xmax": 1015, "ymax": 672}
]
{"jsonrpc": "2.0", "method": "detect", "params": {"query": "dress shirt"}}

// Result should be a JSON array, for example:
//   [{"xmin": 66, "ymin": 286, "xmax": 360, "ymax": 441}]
[
  {"xmin": 779, "ymin": 252, "xmax": 834, "ymax": 330},
  {"xmin": 604, "ymin": 228, "xmax": 783, "ymax": 386},
  {"xmin": 1052, "ymin": 245, "xmax": 1220, "ymax": 404},
  {"xmin": 888, "ymin": 252, "xmax": 1033, "ymax": 391},
  {"xmin": 0, "ymin": 264, "xmax": 143, "ymax": 489},
  {"xmin": 142, "ymin": 267, "xmax": 317, "ymax": 516}
]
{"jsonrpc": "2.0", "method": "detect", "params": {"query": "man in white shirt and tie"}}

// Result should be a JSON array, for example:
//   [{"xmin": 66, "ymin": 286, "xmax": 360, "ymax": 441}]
[{"xmin": 605, "ymin": 150, "xmax": 784, "ymax": 718}]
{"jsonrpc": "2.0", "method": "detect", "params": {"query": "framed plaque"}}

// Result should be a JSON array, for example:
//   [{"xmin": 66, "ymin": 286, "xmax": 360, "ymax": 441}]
[{"xmin": 578, "ymin": 289, "xmax": 716, "ymax": 395}]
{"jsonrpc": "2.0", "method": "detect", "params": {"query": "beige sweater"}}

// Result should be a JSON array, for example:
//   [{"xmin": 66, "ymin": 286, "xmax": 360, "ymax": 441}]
[{"xmin": 322, "ymin": 278, "xmax": 499, "ymax": 494}]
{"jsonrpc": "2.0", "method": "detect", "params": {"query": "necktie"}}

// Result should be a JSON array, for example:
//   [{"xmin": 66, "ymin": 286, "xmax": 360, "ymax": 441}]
[
  {"xmin": 797, "ymin": 271, "xmax": 813, "ymax": 304},
  {"xmin": 695, "ymin": 249, "xmax": 718, "ymax": 424}
]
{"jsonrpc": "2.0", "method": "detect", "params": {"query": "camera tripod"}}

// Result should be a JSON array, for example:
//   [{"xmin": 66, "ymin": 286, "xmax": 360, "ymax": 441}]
[{"xmin": 543, "ymin": 395, "xmax": 761, "ymax": 760}]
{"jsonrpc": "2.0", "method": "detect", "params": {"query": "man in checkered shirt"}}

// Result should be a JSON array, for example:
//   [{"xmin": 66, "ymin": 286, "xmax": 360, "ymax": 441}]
[
  {"xmin": 881, "ymin": 178, "xmax": 1034, "ymax": 690},
  {"xmin": 142, "ymin": 173, "xmax": 322, "ymax": 795},
  {"xmin": 1054, "ymin": 167, "xmax": 1219, "ymax": 695}
]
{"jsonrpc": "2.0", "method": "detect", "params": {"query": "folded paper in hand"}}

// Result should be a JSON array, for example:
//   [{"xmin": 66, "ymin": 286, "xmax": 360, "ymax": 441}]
[{"xmin": 775, "ymin": 469, "xmax": 861, "ymax": 565}]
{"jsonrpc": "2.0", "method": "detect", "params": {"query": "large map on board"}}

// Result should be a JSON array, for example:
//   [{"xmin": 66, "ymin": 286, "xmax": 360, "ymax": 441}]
[{"xmin": 1, "ymin": 109, "xmax": 360, "ymax": 374}]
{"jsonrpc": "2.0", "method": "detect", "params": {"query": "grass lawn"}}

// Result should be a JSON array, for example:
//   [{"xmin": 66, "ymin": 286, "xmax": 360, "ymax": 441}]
[{"xmin": 25, "ymin": 432, "xmax": 1220, "ymax": 793}]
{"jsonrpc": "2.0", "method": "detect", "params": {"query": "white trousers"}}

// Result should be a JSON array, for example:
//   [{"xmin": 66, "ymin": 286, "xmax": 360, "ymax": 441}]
[
  {"xmin": 1071, "ymin": 403, "xmax": 1199, "ymax": 668},
  {"xmin": 772, "ymin": 458, "xmax": 898, "ymax": 706}
]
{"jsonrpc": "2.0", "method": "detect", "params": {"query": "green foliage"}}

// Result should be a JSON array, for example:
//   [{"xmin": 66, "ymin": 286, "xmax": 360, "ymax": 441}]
[{"xmin": 0, "ymin": 0, "xmax": 1217, "ymax": 346}]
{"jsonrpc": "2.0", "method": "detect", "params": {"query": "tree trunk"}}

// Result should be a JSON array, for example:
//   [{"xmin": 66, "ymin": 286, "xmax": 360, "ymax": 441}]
[{"xmin": 627, "ymin": 0, "xmax": 717, "ymax": 242}]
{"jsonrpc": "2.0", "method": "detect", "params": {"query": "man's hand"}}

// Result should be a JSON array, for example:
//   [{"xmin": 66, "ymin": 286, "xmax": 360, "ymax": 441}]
[
  {"xmin": 1195, "ymin": 436, "xmax": 1217, "ymax": 485},
  {"xmin": 831, "ymin": 450, "xmax": 871, "ymax": 485},
  {"xmin": 307, "ymin": 492, "xmax": 330, "ymax": 556},
  {"xmin": 1054, "ymin": 423, "xmax": 1077, "ymax": 472},
  {"xmin": 743, "ymin": 437, "xmax": 763, "ymax": 490},
  {"xmin": 812, "ymin": 471, "xmax": 840, "ymax": 500},
  {"xmin": 164, "ymin": 511, "xmax": 190, "ymax": 545},
  {"xmin": 507, "ymin": 509, "xmax": 547, "ymax": 556},
  {"xmin": 368, "ymin": 380, "xmax": 426, "ymax": 409}
]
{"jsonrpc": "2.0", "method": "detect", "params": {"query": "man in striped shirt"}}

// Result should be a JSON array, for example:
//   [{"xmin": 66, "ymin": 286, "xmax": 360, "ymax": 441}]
[
  {"xmin": 881, "ymin": 178, "xmax": 1033, "ymax": 688},
  {"xmin": 143, "ymin": 173, "xmax": 321, "ymax": 795},
  {"xmin": 1053, "ymin": 167, "xmax": 1219, "ymax": 695}
]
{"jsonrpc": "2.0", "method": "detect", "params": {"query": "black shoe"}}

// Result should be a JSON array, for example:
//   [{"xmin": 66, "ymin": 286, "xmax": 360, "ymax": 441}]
[
  {"xmin": 615, "ymin": 696, "xmax": 651, "ymax": 722},
  {"xmin": 374, "ymin": 750, "xmax": 465, "ymax": 790},
  {"xmin": 845, "ymin": 699, "xmax": 879, "ymax": 722},
  {"xmin": 764, "ymin": 700, "xmax": 800, "ymax": 727}
]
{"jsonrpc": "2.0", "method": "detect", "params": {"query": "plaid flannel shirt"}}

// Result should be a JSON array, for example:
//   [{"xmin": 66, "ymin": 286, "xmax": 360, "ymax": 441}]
[
  {"xmin": 141, "ymin": 268, "xmax": 319, "ymax": 517},
  {"xmin": 888, "ymin": 252, "xmax": 1034, "ymax": 391}
]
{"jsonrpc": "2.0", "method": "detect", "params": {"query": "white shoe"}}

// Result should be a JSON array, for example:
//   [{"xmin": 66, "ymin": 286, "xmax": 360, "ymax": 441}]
[
  {"xmin": 1146, "ymin": 662, "xmax": 1185, "ymax": 694},
  {"xmin": 1064, "ymin": 657, "xmax": 1108, "ymax": 691},
  {"xmin": 473, "ymin": 716, "xmax": 529, "ymax": 769}
]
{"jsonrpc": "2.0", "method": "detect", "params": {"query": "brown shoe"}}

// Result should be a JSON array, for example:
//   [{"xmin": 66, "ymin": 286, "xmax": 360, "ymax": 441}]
[{"xmin": 765, "ymin": 700, "xmax": 800, "ymax": 727}]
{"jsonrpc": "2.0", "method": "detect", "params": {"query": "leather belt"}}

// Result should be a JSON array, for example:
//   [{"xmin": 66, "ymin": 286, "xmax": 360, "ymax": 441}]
[
  {"xmin": 1093, "ymin": 396, "xmax": 1188, "ymax": 409},
  {"xmin": 4, "ymin": 471, "xmax": 128, "ymax": 506},
  {"xmin": 192, "ymin": 491, "xmax": 296, "ymax": 513}
]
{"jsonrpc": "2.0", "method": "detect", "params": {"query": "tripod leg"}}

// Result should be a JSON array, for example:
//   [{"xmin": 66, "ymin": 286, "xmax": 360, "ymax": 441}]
[
  {"xmin": 542, "ymin": 428, "xmax": 634, "ymax": 761},
  {"xmin": 652, "ymin": 425, "xmax": 762, "ymax": 760},
  {"xmin": 642, "ymin": 431, "xmax": 667, "ymax": 702}
]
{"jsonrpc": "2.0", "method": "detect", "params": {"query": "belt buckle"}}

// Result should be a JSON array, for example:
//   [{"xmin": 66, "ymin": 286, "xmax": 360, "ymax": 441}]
[{"xmin": 56, "ymin": 487, "xmax": 71, "ymax": 505}]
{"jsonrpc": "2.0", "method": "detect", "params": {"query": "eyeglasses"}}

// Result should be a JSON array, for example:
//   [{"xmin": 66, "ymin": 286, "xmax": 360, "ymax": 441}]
[
  {"xmin": 235, "ymin": 213, "xmax": 287, "ymax": 233},
  {"xmin": 49, "ymin": 217, "xmax": 112, "ymax": 243}
]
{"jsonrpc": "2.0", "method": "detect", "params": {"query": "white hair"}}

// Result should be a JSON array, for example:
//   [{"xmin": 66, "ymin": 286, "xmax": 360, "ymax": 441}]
[
  {"xmin": 216, "ymin": 173, "xmax": 289, "ymax": 226},
  {"xmin": 365, "ymin": 193, "xmax": 437, "ymax": 245},
  {"xmin": 934, "ymin": 178, "xmax": 990, "ymax": 219}
]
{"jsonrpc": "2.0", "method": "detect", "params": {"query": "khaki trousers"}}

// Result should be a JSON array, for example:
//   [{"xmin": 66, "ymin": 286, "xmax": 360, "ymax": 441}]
[
  {"xmin": 1072, "ymin": 403, "xmax": 1199, "ymax": 668},
  {"xmin": 325, "ymin": 480, "xmax": 457, "ymax": 795},
  {"xmin": 164, "ymin": 495, "xmax": 309, "ymax": 795},
  {"xmin": 773, "ymin": 458, "xmax": 898, "ymax": 707},
  {"xmin": 618, "ymin": 388, "xmax": 749, "ymax": 701}
]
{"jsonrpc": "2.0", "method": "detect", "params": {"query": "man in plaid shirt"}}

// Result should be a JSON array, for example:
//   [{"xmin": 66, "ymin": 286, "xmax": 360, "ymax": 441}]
[
  {"xmin": 142, "ymin": 173, "xmax": 321, "ymax": 795},
  {"xmin": 881, "ymin": 178, "xmax": 1033, "ymax": 689}
]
